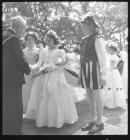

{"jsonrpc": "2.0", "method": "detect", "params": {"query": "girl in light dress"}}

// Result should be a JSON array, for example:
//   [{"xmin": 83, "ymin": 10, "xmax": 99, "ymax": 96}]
[
  {"xmin": 58, "ymin": 46, "xmax": 86, "ymax": 102},
  {"xmin": 102, "ymin": 44, "xmax": 127, "ymax": 109},
  {"xmin": 22, "ymin": 32, "xmax": 40, "ymax": 113},
  {"xmin": 25, "ymin": 30, "xmax": 78, "ymax": 128}
]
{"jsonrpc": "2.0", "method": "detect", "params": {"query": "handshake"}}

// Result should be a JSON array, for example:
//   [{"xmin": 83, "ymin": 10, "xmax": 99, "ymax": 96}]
[{"xmin": 30, "ymin": 65, "xmax": 48, "ymax": 78}]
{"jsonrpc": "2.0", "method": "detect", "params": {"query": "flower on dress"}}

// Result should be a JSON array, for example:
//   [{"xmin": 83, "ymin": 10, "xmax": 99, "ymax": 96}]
[{"xmin": 55, "ymin": 57, "xmax": 64, "ymax": 65}]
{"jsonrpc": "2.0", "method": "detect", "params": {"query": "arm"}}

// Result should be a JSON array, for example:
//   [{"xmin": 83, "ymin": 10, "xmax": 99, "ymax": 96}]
[
  {"xmin": 79, "ymin": 38, "xmax": 86, "ymax": 78},
  {"xmin": 95, "ymin": 37, "xmax": 110, "ymax": 80},
  {"xmin": 30, "ymin": 48, "xmax": 45, "ymax": 71},
  {"xmin": 10, "ymin": 36, "xmax": 30, "ymax": 75}
]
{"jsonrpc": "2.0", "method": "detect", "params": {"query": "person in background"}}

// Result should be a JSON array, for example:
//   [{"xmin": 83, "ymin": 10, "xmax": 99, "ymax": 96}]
[
  {"xmin": 102, "ymin": 43, "xmax": 127, "ymax": 109},
  {"xmin": 116, "ymin": 51, "xmax": 124, "ymax": 75},
  {"xmin": 3, "ymin": 16, "xmax": 30, "ymax": 135},
  {"xmin": 120, "ymin": 44, "xmax": 128, "ymax": 100},
  {"xmin": 22, "ymin": 32, "xmax": 40, "ymax": 113},
  {"xmin": 79, "ymin": 15, "xmax": 109, "ymax": 134}
]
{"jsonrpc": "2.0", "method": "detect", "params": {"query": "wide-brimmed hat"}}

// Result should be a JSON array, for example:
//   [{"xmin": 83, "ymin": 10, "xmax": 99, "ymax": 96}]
[{"xmin": 81, "ymin": 16, "xmax": 99, "ymax": 27}]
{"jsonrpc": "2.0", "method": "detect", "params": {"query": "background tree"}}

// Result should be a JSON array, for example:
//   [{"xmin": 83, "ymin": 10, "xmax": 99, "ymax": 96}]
[{"xmin": 2, "ymin": 2, "xmax": 128, "ymax": 51}]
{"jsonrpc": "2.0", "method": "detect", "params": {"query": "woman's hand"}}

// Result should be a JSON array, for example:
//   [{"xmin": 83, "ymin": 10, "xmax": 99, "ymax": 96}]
[
  {"xmin": 111, "ymin": 60, "xmax": 116, "ymax": 68},
  {"xmin": 99, "ymin": 78, "xmax": 106, "ymax": 87},
  {"xmin": 46, "ymin": 66, "xmax": 55, "ymax": 72}
]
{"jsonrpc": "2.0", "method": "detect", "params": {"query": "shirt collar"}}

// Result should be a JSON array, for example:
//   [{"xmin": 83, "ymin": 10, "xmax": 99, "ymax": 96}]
[{"xmin": 7, "ymin": 27, "xmax": 16, "ymax": 35}]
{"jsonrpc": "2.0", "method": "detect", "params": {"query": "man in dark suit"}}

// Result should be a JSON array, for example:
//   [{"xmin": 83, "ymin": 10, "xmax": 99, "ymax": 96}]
[{"xmin": 2, "ymin": 16, "xmax": 31, "ymax": 135}]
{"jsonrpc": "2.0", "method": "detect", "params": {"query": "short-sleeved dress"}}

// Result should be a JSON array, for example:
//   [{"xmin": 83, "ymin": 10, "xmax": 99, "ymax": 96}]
[
  {"xmin": 22, "ymin": 47, "xmax": 40, "ymax": 113},
  {"xmin": 25, "ymin": 47, "xmax": 78, "ymax": 128}
]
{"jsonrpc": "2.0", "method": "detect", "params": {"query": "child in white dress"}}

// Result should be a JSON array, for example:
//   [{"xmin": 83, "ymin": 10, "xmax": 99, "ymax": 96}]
[
  {"xmin": 102, "ymin": 44, "xmax": 127, "ymax": 109},
  {"xmin": 25, "ymin": 30, "xmax": 78, "ymax": 128}
]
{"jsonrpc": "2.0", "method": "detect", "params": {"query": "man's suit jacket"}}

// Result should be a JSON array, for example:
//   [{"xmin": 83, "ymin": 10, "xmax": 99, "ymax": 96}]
[{"xmin": 3, "ymin": 28, "xmax": 30, "ymax": 87}]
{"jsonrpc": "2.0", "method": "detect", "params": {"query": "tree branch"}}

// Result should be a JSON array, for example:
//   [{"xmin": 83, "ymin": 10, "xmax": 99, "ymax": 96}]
[
  {"xmin": 41, "ymin": 2, "xmax": 49, "ymax": 22},
  {"xmin": 100, "ymin": 3, "xmax": 109, "ymax": 27}
]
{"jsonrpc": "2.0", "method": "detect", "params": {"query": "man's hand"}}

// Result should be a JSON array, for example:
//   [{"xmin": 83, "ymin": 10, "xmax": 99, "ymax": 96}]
[
  {"xmin": 31, "ymin": 71, "xmax": 43, "ymax": 78},
  {"xmin": 29, "ymin": 65, "xmax": 39, "ymax": 73},
  {"xmin": 23, "ymin": 54, "xmax": 27, "ymax": 61}
]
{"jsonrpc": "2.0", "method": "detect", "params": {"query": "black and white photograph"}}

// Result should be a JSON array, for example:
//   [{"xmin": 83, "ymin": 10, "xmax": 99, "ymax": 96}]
[{"xmin": 2, "ymin": 2, "xmax": 128, "ymax": 135}]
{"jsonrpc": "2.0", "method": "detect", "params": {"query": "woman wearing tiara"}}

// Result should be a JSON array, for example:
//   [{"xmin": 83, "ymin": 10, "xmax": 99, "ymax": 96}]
[{"xmin": 25, "ymin": 30, "xmax": 78, "ymax": 128}]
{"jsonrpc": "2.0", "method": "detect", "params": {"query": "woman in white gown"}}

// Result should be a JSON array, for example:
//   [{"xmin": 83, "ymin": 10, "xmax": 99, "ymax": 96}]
[
  {"xmin": 22, "ymin": 32, "xmax": 40, "ymax": 113},
  {"xmin": 102, "ymin": 45, "xmax": 127, "ymax": 109},
  {"xmin": 25, "ymin": 30, "xmax": 78, "ymax": 128},
  {"xmin": 63, "ymin": 51, "xmax": 86, "ymax": 102}
]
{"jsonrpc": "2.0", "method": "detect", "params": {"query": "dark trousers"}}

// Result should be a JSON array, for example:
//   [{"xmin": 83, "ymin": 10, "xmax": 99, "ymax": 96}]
[{"xmin": 2, "ymin": 85, "xmax": 23, "ymax": 135}]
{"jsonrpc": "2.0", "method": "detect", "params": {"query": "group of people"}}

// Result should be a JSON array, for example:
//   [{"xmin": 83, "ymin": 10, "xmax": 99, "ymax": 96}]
[
  {"xmin": 3, "ymin": 15, "xmax": 127, "ymax": 135},
  {"xmin": 102, "ymin": 42, "xmax": 127, "ymax": 109}
]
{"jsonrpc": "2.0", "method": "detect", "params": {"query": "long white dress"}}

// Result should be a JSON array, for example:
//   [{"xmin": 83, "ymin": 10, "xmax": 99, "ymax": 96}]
[
  {"xmin": 120, "ymin": 51, "xmax": 128, "ymax": 99},
  {"xmin": 102, "ymin": 54, "xmax": 127, "ymax": 109},
  {"xmin": 22, "ymin": 47, "xmax": 40, "ymax": 113},
  {"xmin": 64, "ymin": 52, "xmax": 86, "ymax": 102},
  {"xmin": 25, "ymin": 47, "xmax": 78, "ymax": 128}
]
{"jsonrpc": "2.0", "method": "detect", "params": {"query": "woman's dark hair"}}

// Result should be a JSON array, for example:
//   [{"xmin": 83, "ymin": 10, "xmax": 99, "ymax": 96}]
[
  {"xmin": 44, "ymin": 30, "xmax": 61, "ymax": 45},
  {"xmin": 25, "ymin": 32, "xmax": 37, "ymax": 43}
]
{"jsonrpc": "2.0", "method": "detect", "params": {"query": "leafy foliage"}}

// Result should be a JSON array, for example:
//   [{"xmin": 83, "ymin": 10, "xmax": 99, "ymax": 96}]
[{"xmin": 2, "ymin": 2, "xmax": 128, "ymax": 51}]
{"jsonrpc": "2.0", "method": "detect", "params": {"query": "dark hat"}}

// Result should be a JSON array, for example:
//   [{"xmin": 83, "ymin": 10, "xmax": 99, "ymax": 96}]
[{"xmin": 81, "ymin": 16, "xmax": 99, "ymax": 27}]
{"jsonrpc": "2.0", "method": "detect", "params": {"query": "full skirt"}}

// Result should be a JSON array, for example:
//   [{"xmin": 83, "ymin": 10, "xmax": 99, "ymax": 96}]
[
  {"xmin": 25, "ymin": 69, "xmax": 78, "ymax": 128},
  {"xmin": 22, "ymin": 75, "xmax": 35, "ymax": 113}
]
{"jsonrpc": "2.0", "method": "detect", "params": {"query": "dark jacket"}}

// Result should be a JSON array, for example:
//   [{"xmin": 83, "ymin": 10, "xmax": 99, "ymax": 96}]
[
  {"xmin": 3, "ymin": 28, "xmax": 30, "ymax": 87},
  {"xmin": 80, "ymin": 33, "xmax": 103, "ymax": 64}
]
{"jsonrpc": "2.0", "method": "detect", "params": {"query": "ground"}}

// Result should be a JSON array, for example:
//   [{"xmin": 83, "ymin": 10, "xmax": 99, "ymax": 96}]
[
  {"xmin": 22, "ymin": 97, "xmax": 128, "ymax": 135},
  {"xmin": 22, "ymin": 70, "xmax": 128, "ymax": 135}
]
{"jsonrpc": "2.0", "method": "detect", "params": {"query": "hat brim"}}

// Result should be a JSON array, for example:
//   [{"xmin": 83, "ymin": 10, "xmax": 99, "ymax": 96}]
[{"xmin": 81, "ymin": 20, "xmax": 99, "ymax": 27}]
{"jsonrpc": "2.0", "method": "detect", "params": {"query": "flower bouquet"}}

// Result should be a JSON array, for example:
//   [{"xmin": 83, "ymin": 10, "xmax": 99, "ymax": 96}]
[{"xmin": 54, "ymin": 56, "xmax": 69, "ymax": 66}]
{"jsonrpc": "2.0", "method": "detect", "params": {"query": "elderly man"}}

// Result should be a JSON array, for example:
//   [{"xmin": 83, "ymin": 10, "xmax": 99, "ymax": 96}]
[{"xmin": 3, "ymin": 16, "xmax": 30, "ymax": 135}]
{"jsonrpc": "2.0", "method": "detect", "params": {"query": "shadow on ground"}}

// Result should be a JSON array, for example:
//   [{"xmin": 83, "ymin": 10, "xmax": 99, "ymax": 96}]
[
  {"xmin": 103, "ymin": 107, "xmax": 127, "ymax": 125},
  {"xmin": 22, "ymin": 97, "xmax": 127, "ymax": 135}
]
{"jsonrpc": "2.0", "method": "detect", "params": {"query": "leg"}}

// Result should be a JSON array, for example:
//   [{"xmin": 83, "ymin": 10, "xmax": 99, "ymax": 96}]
[
  {"xmin": 81, "ymin": 66, "xmax": 96, "ymax": 123},
  {"xmin": 87, "ymin": 89, "xmax": 104, "ymax": 135},
  {"xmin": 92, "ymin": 89, "xmax": 103, "ymax": 124},
  {"xmin": 3, "ymin": 86, "xmax": 23, "ymax": 135},
  {"xmin": 86, "ymin": 88, "xmax": 96, "ymax": 122},
  {"xmin": 81, "ymin": 87, "xmax": 97, "ymax": 131}
]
